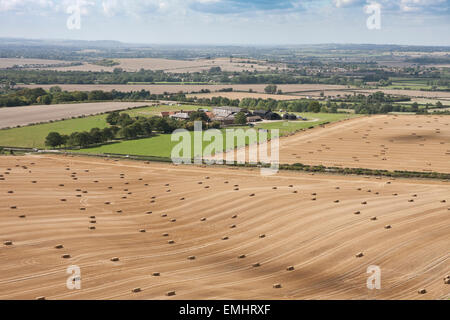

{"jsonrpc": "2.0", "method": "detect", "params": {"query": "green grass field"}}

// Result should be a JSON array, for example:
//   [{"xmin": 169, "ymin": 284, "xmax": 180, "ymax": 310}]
[{"xmin": 76, "ymin": 113, "xmax": 356, "ymax": 158}]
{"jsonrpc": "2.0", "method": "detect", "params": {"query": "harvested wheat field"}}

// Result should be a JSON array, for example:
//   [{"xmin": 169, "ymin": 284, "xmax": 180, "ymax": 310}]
[
  {"xmin": 0, "ymin": 102, "xmax": 150, "ymax": 129},
  {"xmin": 275, "ymin": 114, "xmax": 450, "ymax": 173},
  {"xmin": 0, "ymin": 155, "xmax": 448, "ymax": 300}
]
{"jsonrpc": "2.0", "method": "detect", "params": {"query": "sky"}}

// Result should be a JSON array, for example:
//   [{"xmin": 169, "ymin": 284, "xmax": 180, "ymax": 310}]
[{"xmin": 0, "ymin": 0, "xmax": 449, "ymax": 46}]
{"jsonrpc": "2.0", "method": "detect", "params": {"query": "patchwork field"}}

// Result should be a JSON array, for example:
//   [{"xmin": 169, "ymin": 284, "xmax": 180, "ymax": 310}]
[
  {"xmin": 0, "ymin": 155, "xmax": 448, "ymax": 300},
  {"xmin": 277, "ymin": 114, "xmax": 450, "ymax": 173},
  {"xmin": 44, "ymin": 57, "xmax": 286, "ymax": 73}
]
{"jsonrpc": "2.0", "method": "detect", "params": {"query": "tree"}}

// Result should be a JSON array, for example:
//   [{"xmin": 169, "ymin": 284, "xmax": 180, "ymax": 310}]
[
  {"xmin": 45, "ymin": 132, "xmax": 64, "ymax": 148},
  {"xmin": 89, "ymin": 128, "xmax": 105, "ymax": 144},
  {"xmin": 101, "ymin": 127, "xmax": 115, "ymax": 141},
  {"xmin": 37, "ymin": 95, "xmax": 52, "ymax": 105},
  {"xmin": 117, "ymin": 113, "xmax": 133, "ymax": 127},
  {"xmin": 411, "ymin": 102, "xmax": 419, "ymax": 113},
  {"xmin": 307, "ymin": 101, "xmax": 321, "ymax": 113},
  {"xmin": 189, "ymin": 111, "xmax": 209, "ymax": 122},
  {"xmin": 77, "ymin": 132, "xmax": 93, "ymax": 147},
  {"xmin": 234, "ymin": 112, "xmax": 247, "ymax": 125},
  {"xmin": 106, "ymin": 111, "xmax": 121, "ymax": 125},
  {"xmin": 264, "ymin": 85, "xmax": 277, "ymax": 94}
]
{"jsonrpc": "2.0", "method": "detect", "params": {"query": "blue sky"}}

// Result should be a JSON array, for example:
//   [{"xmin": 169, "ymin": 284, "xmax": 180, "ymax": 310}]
[{"xmin": 0, "ymin": 0, "xmax": 449, "ymax": 45}]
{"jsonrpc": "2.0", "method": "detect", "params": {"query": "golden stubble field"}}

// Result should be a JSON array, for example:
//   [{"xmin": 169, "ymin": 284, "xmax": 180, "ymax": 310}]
[
  {"xmin": 0, "ymin": 155, "xmax": 449, "ymax": 300},
  {"xmin": 276, "ymin": 114, "xmax": 450, "ymax": 173}
]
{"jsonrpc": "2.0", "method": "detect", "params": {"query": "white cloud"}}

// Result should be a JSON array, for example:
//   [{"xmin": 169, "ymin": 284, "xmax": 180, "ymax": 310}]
[
  {"xmin": 333, "ymin": 0, "xmax": 364, "ymax": 8},
  {"xmin": 0, "ymin": 0, "xmax": 54, "ymax": 12}
]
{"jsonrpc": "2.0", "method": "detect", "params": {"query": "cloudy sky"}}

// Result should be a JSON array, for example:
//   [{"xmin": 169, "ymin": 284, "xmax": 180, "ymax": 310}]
[{"xmin": 0, "ymin": 0, "xmax": 449, "ymax": 45}]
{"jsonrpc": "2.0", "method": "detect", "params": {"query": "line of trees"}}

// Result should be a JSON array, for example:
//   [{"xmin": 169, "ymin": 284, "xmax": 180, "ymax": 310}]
[{"xmin": 0, "ymin": 87, "xmax": 154, "ymax": 107}]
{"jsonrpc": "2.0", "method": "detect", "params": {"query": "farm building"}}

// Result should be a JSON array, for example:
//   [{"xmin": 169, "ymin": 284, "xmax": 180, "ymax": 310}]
[
  {"xmin": 212, "ymin": 106, "xmax": 242, "ymax": 117},
  {"xmin": 247, "ymin": 116, "xmax": 262, "ymax": 122},
  {"xmin": 252, "ymin": 110, "xmax": 282, "ymax": 120},
  {"xmin": 170, "ymin": 112, "xmax": 191, "ymax": 120},
  {"xmin": 211, "ymin": 114, "xmax": 236, "ymax": 125}
]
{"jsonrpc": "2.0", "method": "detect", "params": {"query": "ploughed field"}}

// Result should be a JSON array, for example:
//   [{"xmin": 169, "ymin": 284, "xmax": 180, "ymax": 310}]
[
  {"xmin": 0, "ymin": 155, "xmax": 449, "ymax": 300},
  {"xmin": 278, "ymin": 115, "xmax": 450, "ymax": 174}
]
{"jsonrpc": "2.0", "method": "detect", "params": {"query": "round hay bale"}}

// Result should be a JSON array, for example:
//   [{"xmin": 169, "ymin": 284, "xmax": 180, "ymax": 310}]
[
  {"xmin": 385, "ymin": 225, "xmax": 392, "ymax": 229},
  {"xmin": 62, "ymin": 254, "xmax": 71, "ymax": 259},
  {"xmin": 55, "ymin": 245, "xmax": 64, "ymax": 249},
  {"xmin": 10, "ymin": 206, "xmax": 17, "ymax": 209},
  {"xmin": 162, "ymin": 233, "xmax": 169, "ymax": 237},
  {"xmin": 110, "ymin": 257, "xmax": 120, "ymax": 262},
  {"xmin": 259, "ymin": 234, "xmax": 266, "ymax": 239},
  {"xmin": 171, "ymin": 219, "xmax": 177, "ymax": 223},
  {"xmin": 230, "ymin": 225, "xmax": 236, "ymax": 229},
  {"xmin": 444, "ymin": 276, "xmax": 450, "ymax": 284},
  {"xmin": 36, "ymin": 296, "xmax": 46, "ymax": 300},
  {"xmin": 139, "ymin": 229, "xmax": 146, "ymax": 233},
  {"xmin": 222, "ymin": 236, "xmax": 229, "ymax": 241},
  {"xmin": 370, "ymin": 217, "xmax": 377, "ymax": 221},
  {"xmin": 7, "ymin": 191, "xmax": 14, "ymax": 194},
  {"xmin": 19, "ymin": 215, "xmax": 26, "ymax": 219},
  {"xmin": 238, "ymin": 254, "xmax": 246, "ymax": 259},
  {"xmin": 152, "ymin": 272, "xmax": 160, "ymax": 277},
  {"xmin": 232, "ymin": 215, "xmax": 238, "ymax": 219},
  {"xmin": 253, "ymin": 263, "xmax": 261, "ymax": 268},
  {"xmin": 168, "ymin": 240, "xmax": 175, "ymax": 244},
  {"xmin": 4, "ymin": 241, "xmax": 13, "ymax": 246},
  {"xmin": 287, "ymin": 266, "xmax": 295, "ymax": 271},
  {"xmin": 200, "ymin": 217, "xmax": 207, "ymax": 221},
  {"xmin": 89, "ymin": 226, "xmax": 96, "ymax": 230},
  {"xmin": 166, "ymin": 291, "xmax": 176, "ymax": 297},
  {"xmin": 132, "ymin": 288, "xmax": 141, "ymax": 293},
  {"xmin": 354, "ymin": 211, "xmax": 361, "ymax": 215},
  {"xmin": 188, "ymin": 256, "xmax": 196, "ymax": 260},
  {"xmin": 355, "ymin": 252, "xmax": 364, "ymax": 258},
  {"xmin": 273, "ymin": 284, "xmax": 282, "ymax": 289}
]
